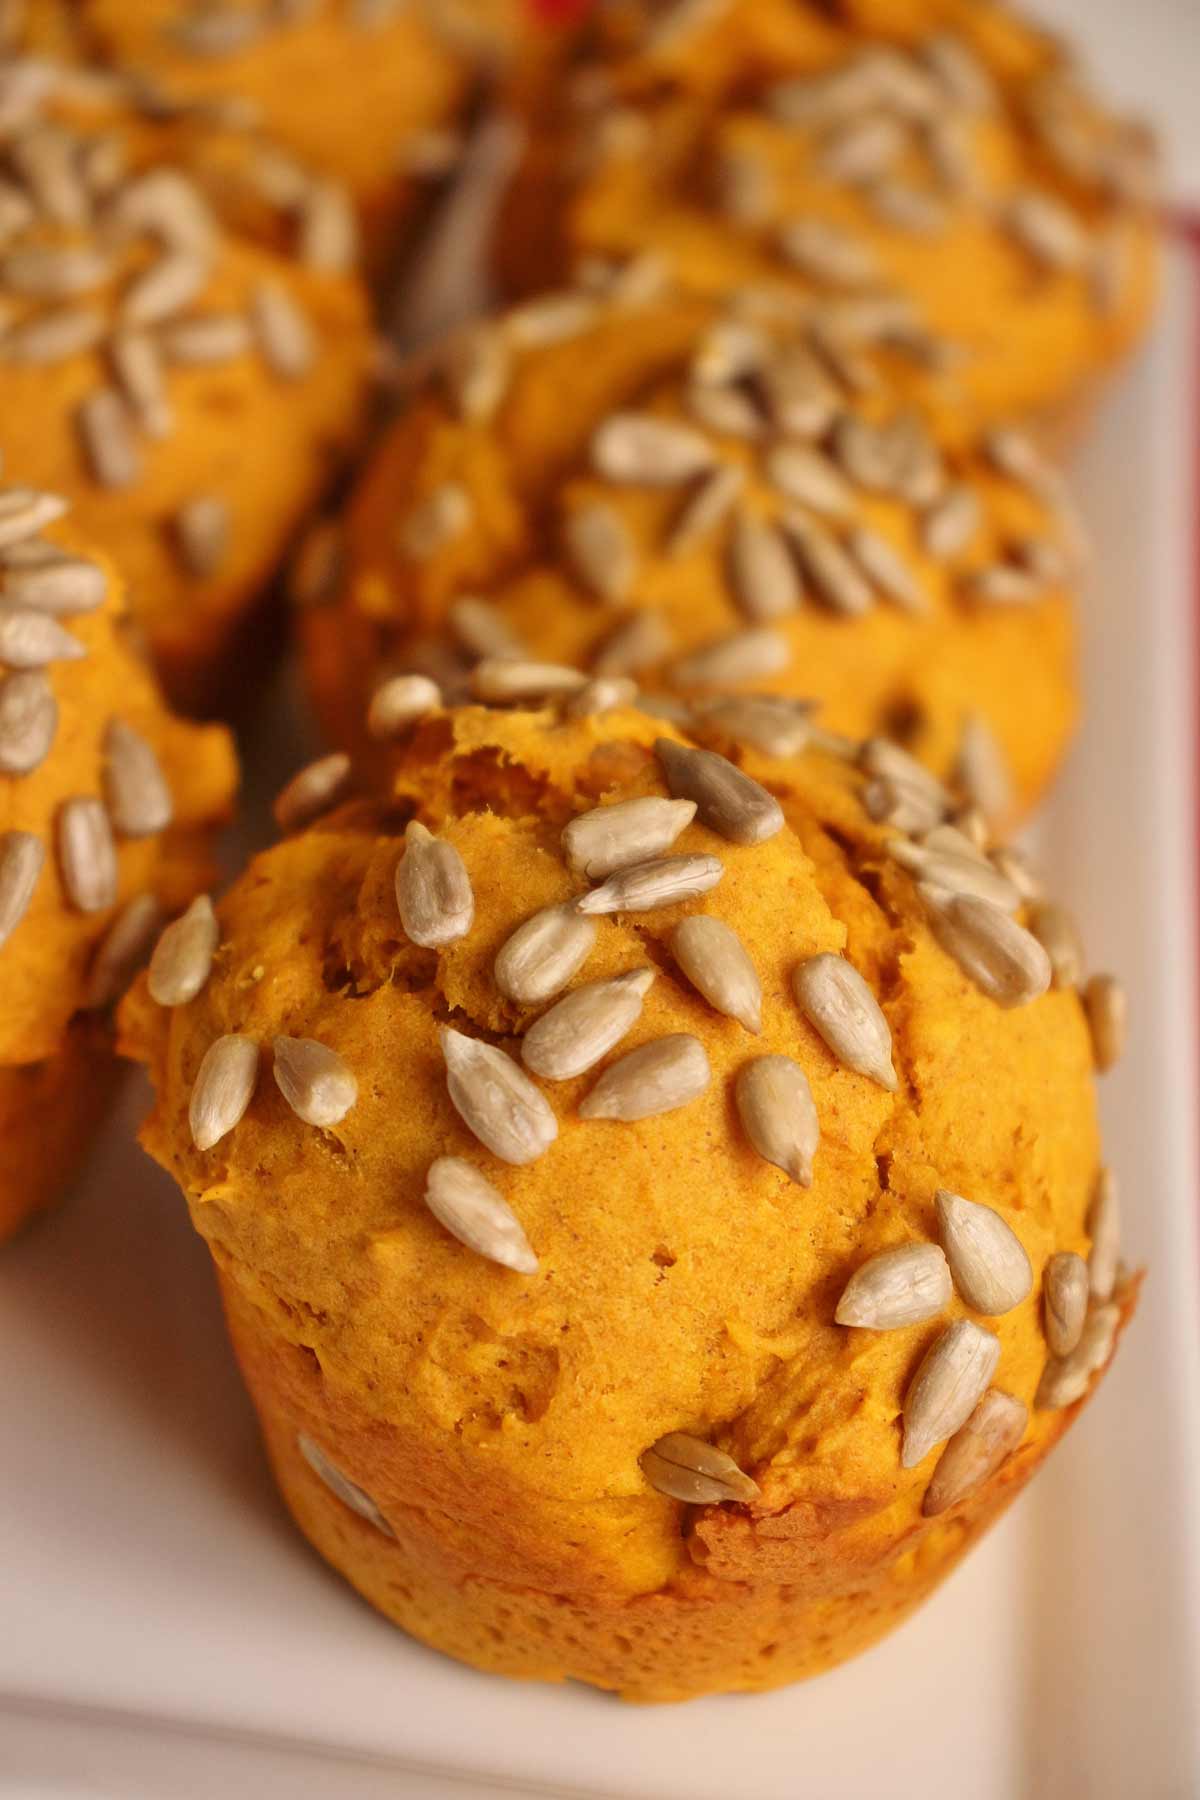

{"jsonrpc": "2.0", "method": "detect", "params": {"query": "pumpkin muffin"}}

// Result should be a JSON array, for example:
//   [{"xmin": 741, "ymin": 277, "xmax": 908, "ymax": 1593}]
[
  {"xmin": 0, "ymin": 49, "xmax": 373, "ymax": 714},
  {"xmin": 497, "ymin": 0, "xmax": 1159, "ymax": 433},
  {"xmin": 302, "ymin": 280, "xmax": 1080, "ymax": 821},
  {"xmin": 120, "ymin": 702, "xmax": 1131, "ymax": 1701},
  {"xmin": 0, "ymin": 479, "xmax": 236, "ymax": 1243},
  {"xmin": 77, "ymin": 0, "xmax": 541, "ymax": 269}
]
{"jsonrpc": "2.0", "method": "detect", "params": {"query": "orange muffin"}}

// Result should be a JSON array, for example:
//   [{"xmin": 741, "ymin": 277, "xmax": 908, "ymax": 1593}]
[
  {"xmin": 77, "ymin": 0, "xmax": 543, "ymax": 268},
  {"xmin": 302, "ymin": 280, "xmax": 1080, "ymax": 822},
  {"xmin": 498, "ymin": 0, "xmax": 1159, "ymax": 432},
  {"xmin": 121, "ymin": 702, "xmax": 1130, "ymax": 1700},
  {"xmin": 1, "ymin": 479, "xmax": 236, "ymax": 1242},
  {"xmin": 0, "ymin": 49, "xmax": 373, "ymax": 714}
]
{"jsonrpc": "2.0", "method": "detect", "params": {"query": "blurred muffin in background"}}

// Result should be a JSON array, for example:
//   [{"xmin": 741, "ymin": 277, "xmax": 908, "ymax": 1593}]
[
  {"xmin": 77, "ymin": 0, "xmax": 551, "ymax": 271},
  {"xmin": 0, "ymin": 50, "xmax": 374, "ymax": 713},
  {"xmin": 300, "ymin": 276, "xmax": 1081, "ymax": 823},
  {"xmin": 0, "ymin": 481, "xmax": 236, "ymax": 1244},
  {"xmin": 498, "ymin": 0, "xmax": 1159, "ymax": 434},
  {"xmin": 120, "ymin": 701, "xmax": 1131, "ymax": 1700}
]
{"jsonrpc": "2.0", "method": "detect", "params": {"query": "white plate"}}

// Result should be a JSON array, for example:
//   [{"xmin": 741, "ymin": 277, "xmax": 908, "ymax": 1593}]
[{"xmin": 3, "ymin": 253, "xmax": 1199, "ymax": 1800}]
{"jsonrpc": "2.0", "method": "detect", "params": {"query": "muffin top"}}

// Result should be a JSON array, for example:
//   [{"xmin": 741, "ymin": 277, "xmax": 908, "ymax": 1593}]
[
  {"xmin": 78, "ymin": 0, "xmax": 534, "ymax": 239},
  {"xmin": 1, "ymin": 479, "xmax": 237, "ymax": 1066},
  {"xmin": 498, "ymin": 0, "xmax": 1158, "ymax": 427},
  {"xmin": 304, "ymin": 278, "xmax": 1079, "ymax": 816},
  {"xmin": 0, "ymin": 49, "xmax": 373, "ymax": 704},
  {"xmin": 121, "ymin": 702, "xmax": 1120, "ymax": 1595}
]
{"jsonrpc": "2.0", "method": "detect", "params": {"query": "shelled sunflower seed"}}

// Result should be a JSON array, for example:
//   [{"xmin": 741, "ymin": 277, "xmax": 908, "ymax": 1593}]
[
  {"xmin": 84, "ymin": 890, "xmax": 162, "ymax": 1009},
  {"xmin": 148, "ymin": 893, "xmax": 219, "ymax": 1005},
  {"xmin": 922, "ymin": 1390, "xmax": 1027, "ymax": 1517},
  {"xmin": 1082, "ymin": 973, "xmax": 1126, "ymax": 1072},
  {"xmin": 563, "ymin": 795, "xmax": 696, "ymax": 881},
  {"xmin": 576, "ymin": 853, "xmax": 723, "ymax": 915},
  {"xmin": 297, "ymin": 1435, "xmax": 393, "ymax": 1539},
  {"xmin": 1086, "ymin": 1168, "xmax": 1120, "ymax": 1302},
  {"xmin": 902, "ymin": 1319, "xmax": 1001, "ymax": 1467},
  {"xmin": 935, "ymin": 1188, "xmax": 1033, "ymax": 1314},
  {"xmin": 103, "ymin": 718, "xmax": 173, "ymax": 836},
  {"xmin": 521, "ymin": 968, "xmax": 654, "ymax": 1081},
  {"xmin": 274, "ymin": 752, "xmax": 351, "ymax": 833},
  {"xmin": 396, "ymin": 820, "xmax": 473, "ymax": 949},
  {"xmin": 670, "ymin": 915, "xmax": 762, "ymax": 1033},
  {"xmin": 439, "ymin": 1026, "xmax": 558, "ymax": 1165},
  {"xmin": 367, "ymin": 672, "xmax": 441, "ymax": 740},
  {"xmin": 189, "ymin": 1033, "xmax": 260, "ymax": 1151},
  {"xmin": 579, "ymin": 1032, "xmax": 711, "ymax": 1121},
  {"xmin": 0, "ymin": 828, "xmax": 44, "ymax": 948},
  {"xmin": 423, "ymin": 1156, "xmax": 538, "ymax": 1274},
  {"xmin": 835, "ymin": 1242, "xmax": 952, "ymax": 1329},
  {"xmin": 1036, "ymin": 1301, "xmax": 1120, "ymax": 1409},
  {"xmin": 734, "ymin": 1055, "xmax": 819, "ymax": 1185},
  {"xmin": 792, "ymin": 953, "xmax": 898, "ymax": 1090},
  {"xmin": 494, "ymin": 902, "xmax": 597, "ymax": 1006},
  {"xmin": 640, "ymin": 1431, "xmax": 759, "ymax": 1505},
  {"xmin": 655, "ymin": 737, "xmax": 783, "ymax": 845},
  {"xmin": 1042, "ymin": 1250, "xmax": 1089, "ymax": 1357},
  {"xmin": 920, "ymin": 887, "xmax": 1051, "ymax": 1006}
]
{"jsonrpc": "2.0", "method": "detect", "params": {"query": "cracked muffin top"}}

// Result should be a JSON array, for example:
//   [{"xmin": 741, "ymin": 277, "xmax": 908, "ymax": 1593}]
[
  {"xmin": 0, "ymin": 479, "xmax": 236, "ymax": 1068},
  {"xmin": 0, "ymin": 48, "xmax": 373, "ymax": 710},
  {"xmin": 302, "ymin": 278, "xmax": 1079, "ymax": 820},
  {"xmin": 497, "ymin": 0, "xmax": 1159, "ymax": 430},
  {"xmin": 120, "ymin": 702, "xmax": 1122, "ymax": 1594}
]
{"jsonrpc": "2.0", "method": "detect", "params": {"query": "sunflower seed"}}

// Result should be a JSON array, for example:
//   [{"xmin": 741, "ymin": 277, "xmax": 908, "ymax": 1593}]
[
  {"xmin": 832, "ymin": 412, "xmax": 942, "ymax": 502},
  {"xmin": 888, "ymin": 839, "xmax": 1021, "ymax": 911},
  {"xmin": 0, "ymin": 829, "xmax": 43, "ymax": 947},
  {"xmin": 443, "ymin": 323, "xmax": 510, "ymax": 422},
  {"xmin": 921, "ymin": 33, "xmax": 994, "ymax": 109},
  {"xmin": 655, "ymin": 738, "xmax": 783, "ymax": 845},
  {"xmin": 77, "ymin": 388, "xmax": 140, "ymax": 489},
  {"xmin": 694, "ymin": 693, "xmax": 813, "ymax": 758},
  {"xmin": 869, "ymin": 179, "xmax": 947, "ymax": 234},
  {"xmin": 935, "ymin": 1188, "xmax": 1033, "ymax": 1315},
  {"xmin": 1043, "ymin": 1250, "xmax": 1089, "ymax": 1357},
  {"xmin": 859, "ymin": 736, "xmax": 947, "ymax": 803},
  {"xmin": 522, "ymin": 968, "xmax": 654, "ymax": 1080},
  {"xmin": 640, "ymin": 1431, "xmax": 759, "ymax": 1505},
  {"xmin": 592, "ymin": 413, "xmax": 717, "ymax": 486},
  {"xmin": 171, "ymin": 496, "xmax": 231, "ymax": 588},
  {"xmin": 494, "ymin": 902, "xmax": 597, "ymax": 1005},
  {"xmin": 1036, "ymin": 1302, "xmax": 1120, "ymax": 1409},
  {"xmin": 471, "ymin": 657, "xmax": 586, "ymax": 704},
  {"xmin": 727, "ymin": 509, "xmax": 802, "ymax": 620},
  {"xmin": 2, "ymin": 552, "xmax": 107, "ymax": 616},
  {"xmin": 922, "ymin": 1389, "xmax": 1027, "ymax": 1517},
  {"xmin": 103, "ymin": 719, "xmax": 173, "ymax": 836},
  {"xmin": 764, "ymin": 443, "xmax": 852, "ymax": 518},
  {"xmin": 0, "ymin": 668, "xmax": 56, "ymax": 771},
  {"xmin": 565, "ymin": 675, "xmax": 639, "ymax": 718},
  {"xmin": 189, "ymin": 1035, "xmax": 260, "ymax": 1152},
  {"xmin": 439, "ymin": 1026, "xmax": 558, "ymax": 1165},
  {"xmin": 902, "ymin": 1319, "xmax": 1001, "ymax": 1468},
  {"xmin": 580, "ymin": 1032, "xmax": 710, "ymax": 1121},
  {"xmin": 922, "ymin": 823, "xmax": 990, "ymax": 863},
  {"xmin": 671, "ymin": 626, "xmax": 790, "ymax": 688},
  {"xmin": 714, "ymin": 143, "xmax": 774, "ymax": 225},
  {"xmin": 298, "ymin": 178, "xmax": 358, "ymax": 273},
  {"xmin": 922, "ymin": 485, "xmax": 982, "ymax": 560},
  {"xmin": 109, "ymin": 331, "xmax": 171, "ymax": 437},
  {"xmin": 395, "ymin": 820, "xmax": 473, "ymax": 948},
  {"xmin": 835, "ymin": 1242, "xmax": 953, "ymax": 1330},
  {"xmin": 1007, "ymin": 190, "xmax": 1088, "ymax": 271},
  {"xmin": 921, "ymin": 886, "xmax": 1051, "ymax": 1006},
  {"xmin": 507, "ymin": 291, "xmax": 598, "ymax": 348},
  {"xmin": 576, "ymin": 853, "xmax": 723, "ymax": 916},
  {"xmin": 1026, "ymin": 901, "xmax": 1083, "ymax": 988},
  {"xmin": 691, "ymin": 320, "xmax": 767, "ymax": 387},
  {"xmin": 792, "ymin": 953, "xmax": 898, "ymax": 1089},
  {"xmin": 0, "ymin": 243, "xmax": 111, "ymax": 298},
  {"xmin": 2, "ymin": 304, "xmax": 107, "ymax": 363},
  {"xmin": 777, "ymin": 217, "xmax": 878, "ymax": 287},
  {"xmin": 989, "ymin": 844, "xmax": 1042, "ymax": 902},
  {"xmin": 367, "ymin": 673, "xmax": 441, "ymax": 740},
  {"xmin": 401, "ymin": 483, "xmax": 472, "ymax": 559},
  {"xmin": 148, "ymin": 893, "xmax": 219, "ymax": 1005},
  {"xmin": 1086, "ymin": 1167, "xmax": 1121, "ymax": 1303},
  {"xmin": 955, "ymin": 713, "xmax": 1014, "ymax": 823},
  {"xmin": 783, "ymin": 515, "xmax": 874, "ymax": 616},
  {"xmin": 961, "ymin": 562, "xmax": 1043, "ymax": 608},
  {"xmin": 820, "ymin": 112, "xmax": 907, "ymax": 184},
  {"xmin": 85, "ymin": 891, "xmax": 162, "ymax": 1009},
  {"xmin": 448, "ymin": 596, "xmax": 522, "ymax": 660},
  {"xmin": 0, "ymin": 605, "xmax": 84, "ymax": 668},
  {"xmin": 592, "ymin": 610, "xmax": 672, "ymax": 676},
  {"xmin": 297, "ymin": 1434, "xmax": 393, "ymax": 1536},
  {"xmin": 847, "ymin": 526, "xmax": 925, "ymax": 612},
  {"xmin": 758, "ymin": 343, "xmax": 840, "ymax": 438},
  {"xmin": 671, "ymin": 915, "xmax": 762, "ymax": 1032},
  {"xmin": 109, "ymin": 168, "xmax": 216, "ymax": 256},
  {"xmin": 864, "ymin": 775, "xmax": 944, "ymax": 834},
  {"xmin": 122, "ymin": 249, "xmax": 209, "ymax": 328},
  {"xmin": 563, "ymin": 795, "xmax": 696, "ymax": 881},
  {"xmin": 637, "ymin": 691, "xmax": 694, "ymax": 727},
  {"xmin": 252, "ymin": 282, "xmax": 313, "ymax": 379},
  {"xmin": 1082, "ymin": 973, "xmax": 1126, "ymax": 1073},
  {"xmin": 274, "ymin": 752, "xmax": 352, "ymax": 833},
  {"xmin": 423, "ymin": 1156, "xmax": 537, "ymax": 1273},
  {"xmin": 56, "ymin": 797, "xmax": 117, "ymax": 913},
  {"xmin": 0, "ymin": 486, "xmax": 67, "ymax": 549},
  {"xmin": 563, "ymin": 502, "xmax": 638, "ymax": 605},
  {"xmin": 273, "ymin": 1036, "xmax": 357, "ymax": 1128},
  {"xmin": 735, "ymin": 1054, "xmax": 818, "ymax": 1184},
  {"xmin": 666, "ymin": 464, "xmax": 744, "ymax": 558},
  {"xmin": 686, "ymin": 379, "xmax": 763, "ymax": 440},
  {"xmin": 161, "ymin": 312, "xmax": 253, "ymax": 365}
]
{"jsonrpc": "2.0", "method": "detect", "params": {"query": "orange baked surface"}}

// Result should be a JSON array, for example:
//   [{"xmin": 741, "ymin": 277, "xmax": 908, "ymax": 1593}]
[
  {"xmin": 121, "ymin": 703, "xmax": 1128, "ymax": 1699},
  {"xmin": 303, "ymin": 281, "xmax": 1079, "ymax": 821},
  {"xmin": 499, "ymin": 0, "xmax": 1158, "ymax": 430},
  {"xmin": 1, "ymin": 482, "xmax": 236, "ymax": 1240},
  {"xmin": 0, "ymin": 49, "xmax": 373, "ymax": 713},
  {"xmin": 79, "ymin": 0, "xmax": 536, "ymax": 259}
]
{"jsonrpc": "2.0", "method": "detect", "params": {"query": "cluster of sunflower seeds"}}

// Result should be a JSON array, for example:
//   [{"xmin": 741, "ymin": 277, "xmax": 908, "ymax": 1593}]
[
  {"xmin": 0, "ymin": 53, "xmax": 352, "ymax": 584},
  {"xmin": 188, "ymin": 1030, "xmax": 357, "ymax": 1150}
]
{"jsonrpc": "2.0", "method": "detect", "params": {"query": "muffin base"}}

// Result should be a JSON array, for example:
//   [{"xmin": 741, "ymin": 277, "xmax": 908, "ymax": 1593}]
[
  {"xmin": 218, "ymin": 1269, "xmax": 1133, "ymax": 1703},
  {"xmin": 0, "ymin": 1024, "xmax": 121, "ymax": 1246}
]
